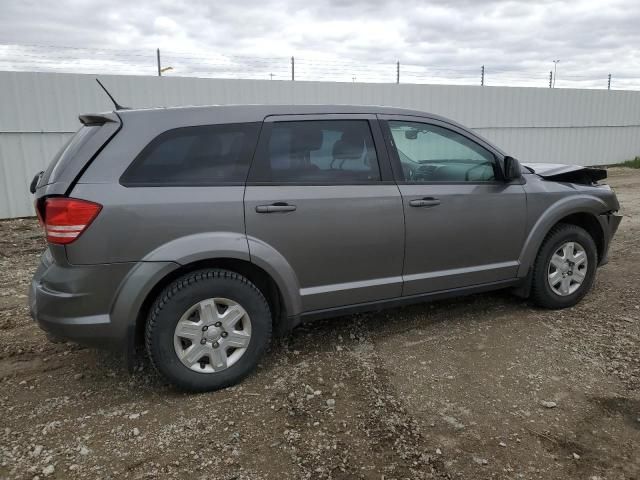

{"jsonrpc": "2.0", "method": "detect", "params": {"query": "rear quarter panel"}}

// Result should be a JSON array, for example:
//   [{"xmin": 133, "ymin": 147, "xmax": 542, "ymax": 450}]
[
  {"xmin": 66, "ymin": 107, "xmax": 266, "ymax": 265},
  {"xmin": 66, "ymin": 184, "xmax": 247, "ymax": 264}
]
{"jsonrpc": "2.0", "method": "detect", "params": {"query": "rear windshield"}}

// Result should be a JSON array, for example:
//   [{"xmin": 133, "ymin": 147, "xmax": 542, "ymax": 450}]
[{"xmin": 42, "ymin": 125, "xmax": 101, "ymax": 185}]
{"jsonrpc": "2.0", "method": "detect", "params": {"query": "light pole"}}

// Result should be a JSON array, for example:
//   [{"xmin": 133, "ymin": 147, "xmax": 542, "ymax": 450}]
[{"xmin": 552, "ymin": 60, "xmax": 560, "ymax": 88}]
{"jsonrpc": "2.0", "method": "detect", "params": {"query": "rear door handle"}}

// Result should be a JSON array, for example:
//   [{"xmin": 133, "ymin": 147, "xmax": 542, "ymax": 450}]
[
  {"xmin": 409, "ymin": 197, "xmax": 441, "ymax": 208},
  {"xmin": 255, "ymin": 203, "xmax": 297, "ymax": 213}
]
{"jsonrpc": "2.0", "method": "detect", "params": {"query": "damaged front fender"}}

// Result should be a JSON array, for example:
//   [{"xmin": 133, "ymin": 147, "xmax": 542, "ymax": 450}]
[{"xmin": 522, "ymin": 163, "xmax": 607, "ymax": 184}]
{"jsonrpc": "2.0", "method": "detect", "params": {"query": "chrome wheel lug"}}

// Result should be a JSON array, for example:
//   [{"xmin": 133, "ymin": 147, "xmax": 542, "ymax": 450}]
[
  {"xmin": 212, "ymin": 342, "xmax": 219, "ymax": 348},
  {"xmin": 202, "ymin": 325, "xmax": 208, "ymax": 331},
  {"xmin": 200, "ymin": 338, "xmax": 207, "ymax": 345},
  {"xmin": 221, "ymin": 332, "xmax": 228, "ymax": 338},
  {"xmin": 214, "ymin": 322, "xmax": 222, "ymax": 327}
]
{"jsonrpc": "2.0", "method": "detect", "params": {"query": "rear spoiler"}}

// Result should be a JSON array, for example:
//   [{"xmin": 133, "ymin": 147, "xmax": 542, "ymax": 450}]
[{"xmin": 79, "ymin": 112, "xmax": 119, "ymax": 126}]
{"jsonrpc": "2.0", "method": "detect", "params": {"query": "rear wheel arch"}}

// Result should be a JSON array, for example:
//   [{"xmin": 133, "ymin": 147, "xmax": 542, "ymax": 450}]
[
  {"xmin": 133, "ymin": 258, "xmax": 289, "ymax": 353},
  {"xmin": 145, "ymin": 268, "xmax": 272, "ymax": 391}
]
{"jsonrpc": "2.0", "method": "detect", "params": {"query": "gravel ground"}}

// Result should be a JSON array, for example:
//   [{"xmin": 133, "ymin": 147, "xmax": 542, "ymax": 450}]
[{"xmin": 0, "ymin": 168, "xmax": 638, "ymax": 480}]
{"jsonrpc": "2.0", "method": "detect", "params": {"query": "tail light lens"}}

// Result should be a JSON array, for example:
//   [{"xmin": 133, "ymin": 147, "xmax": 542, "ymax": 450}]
[{"xmin": 42, "ymin": 198, "xmax": 102, "ymax": 245}]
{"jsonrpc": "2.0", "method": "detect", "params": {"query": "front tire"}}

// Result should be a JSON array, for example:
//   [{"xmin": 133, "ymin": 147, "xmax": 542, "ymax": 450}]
[
  {"xmin": 145, "ymin": 269, "xmax": 272, "ymax": 392},
  {"xmin": 531, "ymin": 224, "xmax": 598, "ymax": 309}
]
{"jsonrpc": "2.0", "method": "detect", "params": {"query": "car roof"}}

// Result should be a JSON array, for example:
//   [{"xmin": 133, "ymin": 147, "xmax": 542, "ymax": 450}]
[
  {"xmin": 116, "ymin": 104, "xmax": 451, "ymax": 124},
  {"xmin": 109, "ymin": 103, "xmax": 505, "ymax": 156}
]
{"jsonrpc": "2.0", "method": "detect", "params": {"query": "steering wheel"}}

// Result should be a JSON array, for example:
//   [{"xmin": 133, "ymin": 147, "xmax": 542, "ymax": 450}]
[{"xmin": 465, "ymin": 161, "xmax": 494, "ymax": 181}]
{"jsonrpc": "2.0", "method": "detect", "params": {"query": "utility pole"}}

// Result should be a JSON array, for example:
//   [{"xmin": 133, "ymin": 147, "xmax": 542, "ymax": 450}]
[
  {"xmin": 291, "ymin": 56, "xmax": 295, "ymax": 81},
  {"xmin": 157, "ymin": 48, "xmax": 161, "ymax": 77},
  {"xmin": 549, "ymin": 71, "xmax": 553, "ymax": 88},
  {"xmin": 552, "ymin": 59, "xmax": 560, "ymax": 88},
  {"xmin": 396, "ymin": 61, "xmax": 400, "ymax": 84},
  {"xmin": 270, "ymin": 73, "xmax": 274, "ymax": 80},
  {"xmin": 607, "ymin": 73, "xmax": 611, "ymax": 90},
  {"xmin": 481, "ymin": 65, "xmax": 484, "ymax": 86}
]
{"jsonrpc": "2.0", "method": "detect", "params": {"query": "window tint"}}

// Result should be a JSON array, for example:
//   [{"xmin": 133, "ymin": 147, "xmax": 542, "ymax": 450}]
[
  {"xmin": 250, "ymin": 120, "xmax": 380, "ymax": 183},
  {"xmin": 388, "ymin": 121, "xmax": 497, "ymax": 182},
  {"xmin": 121, "ymin": 122, "xmax": 260, "ymax": 186}
]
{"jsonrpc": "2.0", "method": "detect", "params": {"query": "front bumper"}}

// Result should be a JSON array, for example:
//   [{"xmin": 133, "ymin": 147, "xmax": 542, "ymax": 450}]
[
  {"xmin": 607, "ymin": 212, "xmax": 623, "ymax": 237},
  {"xmin": 598, "ymin": 212, "xmax": 623, "ymax": 266}
]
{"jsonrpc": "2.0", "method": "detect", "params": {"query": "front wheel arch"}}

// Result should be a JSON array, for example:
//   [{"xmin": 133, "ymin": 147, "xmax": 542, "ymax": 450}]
[
  {"xmin": 514, "ymin": 211, "xmax": 604, "ymax": 299},
  {"xmin": 518, "ymin": 200, "xmax": 607, "ymax": 278},
  {"xmin": 530, "ymin": 223, "xmax": 598, "ymax": 308},
  {"xmin": 556, "ymin": 212, "xmax": 605, "ymax": 263}
]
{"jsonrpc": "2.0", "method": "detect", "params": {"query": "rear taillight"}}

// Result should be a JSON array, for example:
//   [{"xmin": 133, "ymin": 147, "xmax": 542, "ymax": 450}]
[{"xmin": 42, "ymin": 198, "xmax": 102, "ymax": 245}]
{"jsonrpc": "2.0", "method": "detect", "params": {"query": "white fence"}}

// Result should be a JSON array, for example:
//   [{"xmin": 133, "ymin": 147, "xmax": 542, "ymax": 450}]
[{"xmin": 1, "ymin": 71, "xmax": 639, "ymax": 219}]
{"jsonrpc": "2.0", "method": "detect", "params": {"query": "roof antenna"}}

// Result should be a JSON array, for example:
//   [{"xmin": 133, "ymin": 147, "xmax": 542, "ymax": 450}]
[{"xmin": 95, "ymin": 78, "xmax": 128, "ymax": 110}]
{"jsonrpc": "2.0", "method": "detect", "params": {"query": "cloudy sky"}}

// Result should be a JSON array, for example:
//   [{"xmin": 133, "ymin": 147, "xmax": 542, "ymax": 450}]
[{"xmin": 0, "ymin": 0, "xmax": 638, "ymax": 89}]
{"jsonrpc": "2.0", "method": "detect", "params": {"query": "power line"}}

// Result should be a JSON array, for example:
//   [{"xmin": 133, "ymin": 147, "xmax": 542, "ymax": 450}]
[{"xmin": 0, "ymin": 43, "xmax": 636, "ymax": 89}]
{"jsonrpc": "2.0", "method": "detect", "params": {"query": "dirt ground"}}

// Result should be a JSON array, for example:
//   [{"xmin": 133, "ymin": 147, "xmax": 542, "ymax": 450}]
[{"xmin": 1, "ymin": 169, "xmax": 638, "ymax": 480}]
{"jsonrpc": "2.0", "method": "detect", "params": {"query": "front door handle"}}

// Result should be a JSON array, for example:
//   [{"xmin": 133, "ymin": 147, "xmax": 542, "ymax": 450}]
[
  {"xmin": 409, "ymin": 197, "xmax": 441, "ymax": 208},
  {"xmin": 255, "ymin": 203, "xmax": 297, "ymax": 213}
]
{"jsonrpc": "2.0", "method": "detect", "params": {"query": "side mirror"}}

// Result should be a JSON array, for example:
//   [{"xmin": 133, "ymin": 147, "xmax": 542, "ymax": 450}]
[{"xmin": 503, "ymin": 156, "xmax": 521, "ymax": 181}]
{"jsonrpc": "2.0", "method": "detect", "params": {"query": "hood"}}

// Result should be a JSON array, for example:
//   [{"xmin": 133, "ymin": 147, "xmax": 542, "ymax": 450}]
[{"xmin": 521, "ymin": 162, "xmax": 607, "ymax": 184}]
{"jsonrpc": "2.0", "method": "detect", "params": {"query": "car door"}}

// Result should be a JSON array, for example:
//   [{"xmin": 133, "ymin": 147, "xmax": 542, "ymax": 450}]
[
  {"xmin": 244, "ymin": 114, "xmax": 405, "ymax": 312},
  {"xmin": 379, "ymin": 115, "xmax": 527, "ymax": 296}
]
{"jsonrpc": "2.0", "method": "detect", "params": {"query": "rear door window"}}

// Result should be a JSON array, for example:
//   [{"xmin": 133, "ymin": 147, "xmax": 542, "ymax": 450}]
[
  {"xmin": 121, "ymin": 122, "xmax": 260, "ymax": 186},
  {"xmin": 249, "ymin": 120, "xmax": 381, "ymax": 183}
]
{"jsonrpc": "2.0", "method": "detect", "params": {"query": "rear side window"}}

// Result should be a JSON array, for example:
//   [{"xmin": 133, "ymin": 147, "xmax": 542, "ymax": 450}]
[
  {"xmin": 121, "ymin": 122, "xmax": 260, "ymax": 186},
  {"xmin": 249, "ymin": 120, "xmax": 381, "ymax": 183}
]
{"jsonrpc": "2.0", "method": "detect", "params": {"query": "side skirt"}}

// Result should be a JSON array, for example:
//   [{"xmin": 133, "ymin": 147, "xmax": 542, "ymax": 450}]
[{"xmin": 294, "ymin": 278, "xmax": 523, "ymax": 324}]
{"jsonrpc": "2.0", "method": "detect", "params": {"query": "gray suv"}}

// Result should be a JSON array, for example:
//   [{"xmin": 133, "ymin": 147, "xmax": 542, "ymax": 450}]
[{"xmin": 29, "ymin": 104, "xmax": 621, "ymax": 391}]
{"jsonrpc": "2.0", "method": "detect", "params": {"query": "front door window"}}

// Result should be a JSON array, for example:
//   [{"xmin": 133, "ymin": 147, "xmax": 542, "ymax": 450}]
[{"xmin": 388, "ymin": 121, "xmax": 497, "ymax": 183}]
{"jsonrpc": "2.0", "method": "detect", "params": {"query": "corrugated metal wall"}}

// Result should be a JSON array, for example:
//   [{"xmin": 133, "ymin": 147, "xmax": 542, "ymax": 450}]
[{"xmin": 1, "ymin": 71, "xmax": 639, "ymax": 219}]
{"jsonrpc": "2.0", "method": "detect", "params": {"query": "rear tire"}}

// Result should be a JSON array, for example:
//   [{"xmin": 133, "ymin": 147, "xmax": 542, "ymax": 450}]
[
  {"xmin": 145, "ymin": 269, "xmax": 272, "ymax": 392},
  {"xmin": 531, "ymin": 224, "xmax": 597, "ymax": 309}
]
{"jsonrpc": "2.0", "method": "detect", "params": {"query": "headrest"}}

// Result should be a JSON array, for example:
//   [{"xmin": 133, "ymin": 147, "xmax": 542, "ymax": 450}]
[
  {"xmin": 332, "ymin": 131, "xmax": 365, "ymax": 160},
  {"xmin": 290, "ymin": 124, "xmax": 323, "ymax": 153}
]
